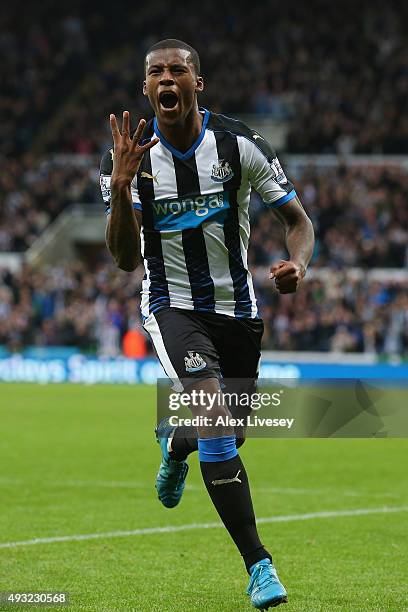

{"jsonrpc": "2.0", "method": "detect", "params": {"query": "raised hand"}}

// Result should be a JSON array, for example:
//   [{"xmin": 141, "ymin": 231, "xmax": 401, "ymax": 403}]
[{"xmin": 109, "ymin": 111, "xmax": 159, "ymax": 186}]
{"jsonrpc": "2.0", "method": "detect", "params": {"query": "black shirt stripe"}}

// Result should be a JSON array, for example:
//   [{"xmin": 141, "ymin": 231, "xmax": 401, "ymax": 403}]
[
  {"xmin": 173, "ymin": 154, "xmax": 216, "ymax": 311},
  {"xmin": 223, "ymin": 192, "xmax": 252, "ymax": 317},
  {"xmin": 213, "ymin": 130, "xmax": 252, "ymax": 317},
  {"xmin": 182, "ymin": 226, "xmax": 215, "ymax": 312},
  {"xmin": 138, "ymin": 148, "xmax": 169, "ymax": 314},
  {"xmin": 172, "ymin": 154, "xmax": 201, "ymax": 198}
]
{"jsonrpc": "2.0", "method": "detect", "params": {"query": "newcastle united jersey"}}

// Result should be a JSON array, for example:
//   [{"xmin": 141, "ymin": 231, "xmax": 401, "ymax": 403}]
[{"xmin": 100, "ymin": 109, "xmax": 297, "ymax": 320}]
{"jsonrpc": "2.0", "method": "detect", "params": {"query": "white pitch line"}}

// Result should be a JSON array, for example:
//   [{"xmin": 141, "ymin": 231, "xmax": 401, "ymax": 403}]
[
  {"xmin": 0, "ymin": 478, "xmax": 151, "ymax": 489},
  {"xmin": 0, "ymin": 478, "xmax": 401, "ymax": 498},
  {"xmin": 254, "ymin": 486, "xmax": 402, "ymax": 499},
  {"xmin": 0, "ymin": 506, "xmax": 407, "ymax": 550}
]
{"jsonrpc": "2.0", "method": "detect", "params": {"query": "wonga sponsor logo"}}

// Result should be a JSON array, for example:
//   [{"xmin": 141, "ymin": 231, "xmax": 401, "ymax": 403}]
[{"xmin": 152, "ymin": 192, "xmax": 229, "ymax": 231}]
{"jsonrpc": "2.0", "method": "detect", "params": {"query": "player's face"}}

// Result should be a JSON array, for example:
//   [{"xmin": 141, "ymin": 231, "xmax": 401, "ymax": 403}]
[{"xmin": 144, "ymin": 48, "xmax": 204, "ymax": 125}]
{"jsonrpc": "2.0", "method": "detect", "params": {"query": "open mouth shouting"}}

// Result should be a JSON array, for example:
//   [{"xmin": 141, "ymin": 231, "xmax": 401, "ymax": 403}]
[{"xmin": 158, "ymin": 90, "xmax": 179, "ymax": 111}]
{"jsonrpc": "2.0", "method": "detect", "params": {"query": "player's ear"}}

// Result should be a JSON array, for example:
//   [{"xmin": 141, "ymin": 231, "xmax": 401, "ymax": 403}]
[
  {"xmin": 195, "ymin": 76, "xmax": 204, "ymax": 93},
  {"xmin": 143, "ymin": 80, "xmax": 147, "ymax": 95}
]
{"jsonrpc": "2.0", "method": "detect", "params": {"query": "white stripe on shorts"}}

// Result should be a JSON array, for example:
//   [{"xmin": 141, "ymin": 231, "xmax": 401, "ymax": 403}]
[{"xmin": 143, "ymin": 313, "xmax": 183, "ymax": 391}]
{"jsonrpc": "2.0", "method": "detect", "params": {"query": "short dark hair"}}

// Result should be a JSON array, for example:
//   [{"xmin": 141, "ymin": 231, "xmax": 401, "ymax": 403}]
[{"xmin": 145, "ymin": 39, "xmax": 200, "ymax": 75}]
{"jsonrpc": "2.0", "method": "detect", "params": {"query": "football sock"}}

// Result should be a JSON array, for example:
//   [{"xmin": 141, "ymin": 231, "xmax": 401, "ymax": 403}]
[
  {"xmin": 170, "ymin": 426, "xmax": 245, "ymax": 461},
  {"xmin": 198, "ymin": 435, "xmax": 272, "ymax": 572}
]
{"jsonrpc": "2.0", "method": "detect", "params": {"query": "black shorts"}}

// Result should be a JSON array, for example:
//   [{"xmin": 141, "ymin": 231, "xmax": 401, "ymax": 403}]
[{"xmin": 143, "ymin": 308, "xmax": 263, "ymax": 405}]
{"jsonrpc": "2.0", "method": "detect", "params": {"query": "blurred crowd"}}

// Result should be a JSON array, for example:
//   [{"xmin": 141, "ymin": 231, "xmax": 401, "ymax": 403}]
[
  {"xmin": 0, "ymin": 156, "xmax": 99, "ymax": 251},
  {"xmin": 3, "ymin": 158, "xmax": 407, "ymax": 267},
  {"xmin": 0, "ymin": 262, "xmax": 145, "ymax": 356},
  {"xmin": 1, "ymin": 262, "xmax": 407, "ymax": 356},
  {"xmin": 1, "ymin": 0, "xmax": 407, "ymax": 159},
  {"xmin": 250, "ymin": 163, "xmax": 408, "ymax": 269},
  {"xmin": 256, "ymin": 275, "xmax": 408, "ymax": 354},
  {"xmin": 1, "ymin": 1, "xmax": 407, "ymax": 356},
  {"xmin": 1, "ymin": 5, "xmax": 93, "ymax": 159},
  {"xmin": 49, "ymin": 0, "xmax": 408, "ymax": 156},
  {"xmin": 1, "ymin": 1, "xmax": 407, "ymax": 253},
  {"xmin": 1, "ymin": 155, "xmax": 407, "ymax": 355}
]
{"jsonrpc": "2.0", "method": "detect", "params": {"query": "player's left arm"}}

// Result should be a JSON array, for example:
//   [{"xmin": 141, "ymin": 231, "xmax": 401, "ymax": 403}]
[
  {"xmin": 270, "ymin": 195, "xmax": 315, "ymax": 294},
  {"xmin": 244, "ymin": 136, "xmax": 314, "ymax": 293}
]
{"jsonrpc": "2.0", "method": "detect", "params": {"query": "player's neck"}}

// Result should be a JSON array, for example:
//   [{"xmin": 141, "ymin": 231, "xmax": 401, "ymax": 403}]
[{"xmin": 156, "ymin": 107, "xmax": 203, "ymax": 154}]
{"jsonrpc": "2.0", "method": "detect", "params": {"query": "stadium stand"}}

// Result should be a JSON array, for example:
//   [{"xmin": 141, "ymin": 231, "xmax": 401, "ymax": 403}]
[
  {"xmin": 0, "ymin": 156, "xmax": 99, "ymax": 251},
  {"xmin": 0, "ymin": 0, "xmax": 407, "ymax": 358},
  {"xmin": 1, "ymin": 1, "xmax": 406, "ymax": 158},
  {"xmin": 1, "ymin": 263, "xmax": 407, "ymax": 356},
  {"xmin": 2, "ymin": 160, "xmax": 406, "ymax": 271}
]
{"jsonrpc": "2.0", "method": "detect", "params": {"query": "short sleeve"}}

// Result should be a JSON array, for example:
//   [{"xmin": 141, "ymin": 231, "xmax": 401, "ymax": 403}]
[
  {"xmin": 99, "ymin": 149, "xmax": 142, "ymax": 216},
  {"xmin": 238, "ymin": 137, "xmax": 297, "ymax": 208}
]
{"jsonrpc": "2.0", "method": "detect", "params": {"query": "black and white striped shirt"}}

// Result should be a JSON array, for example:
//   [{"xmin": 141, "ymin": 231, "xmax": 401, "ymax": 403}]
[{"xmin": 100, "ymin": 109, "xmax": 296, "ymax": 320}]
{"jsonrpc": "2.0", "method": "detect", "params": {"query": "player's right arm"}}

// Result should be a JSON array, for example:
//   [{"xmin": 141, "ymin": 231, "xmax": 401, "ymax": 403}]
[{"xmin": 103, "ymin": 111, "xmax": 158, "ymax": 271}]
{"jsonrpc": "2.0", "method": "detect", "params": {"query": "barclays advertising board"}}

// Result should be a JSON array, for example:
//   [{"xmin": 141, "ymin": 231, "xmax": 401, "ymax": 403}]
[{"xmin": 0, "ymin": 353, "xmax": 407, "ymax": 384}]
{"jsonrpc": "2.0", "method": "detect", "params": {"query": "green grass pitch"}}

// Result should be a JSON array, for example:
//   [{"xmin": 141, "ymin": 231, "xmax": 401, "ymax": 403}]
[{"xmin": 0, "ymin": 384, "xmax": 407, "ymax": 611}]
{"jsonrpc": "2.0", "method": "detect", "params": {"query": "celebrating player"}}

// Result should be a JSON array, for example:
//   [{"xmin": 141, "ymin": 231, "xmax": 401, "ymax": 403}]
[{"xmin": 100, "ymin": 39, "xmax": 314, "ymax": 610}]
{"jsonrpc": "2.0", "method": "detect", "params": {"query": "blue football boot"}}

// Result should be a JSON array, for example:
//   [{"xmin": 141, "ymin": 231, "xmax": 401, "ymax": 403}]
[
  {"xmin": 155, "ymin": 418, "xmax": 189, "ymax": 508},
  {"xmin": 247, "ymin": 558, "xmax": 288, "ymax": 609}
]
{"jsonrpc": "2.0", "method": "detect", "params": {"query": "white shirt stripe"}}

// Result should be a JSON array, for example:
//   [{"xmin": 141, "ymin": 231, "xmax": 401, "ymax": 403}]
[
  {"xmin": 236, "ymin": 153, "xmax": 258, "ymax": 318},
  {"xmin": 149, "ymin": 140, "xmax": 178, "ymax": 201},
  {"xmin": 202, "ymin": 219, "xmax": 235, "ymax": 317},
  {"xmin": 195, "ymin": 130, "xmax": 222, "ymax": 195},
  {"xmin": 160, "ymin": 231, "xmax": 194, "ymax": 310},
  {"xmin": 238, "ymin": 205, "xmax": 258, "ymax": 318}
]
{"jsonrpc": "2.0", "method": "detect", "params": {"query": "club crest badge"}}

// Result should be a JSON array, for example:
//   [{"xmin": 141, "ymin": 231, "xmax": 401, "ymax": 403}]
[
  {"xmin": 184, "ymin": 351, "xmax": 207, "ymax": 373},
  {"xmin": 211, "ymin": 160, "xmax": 234, "ymax": 183}
]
